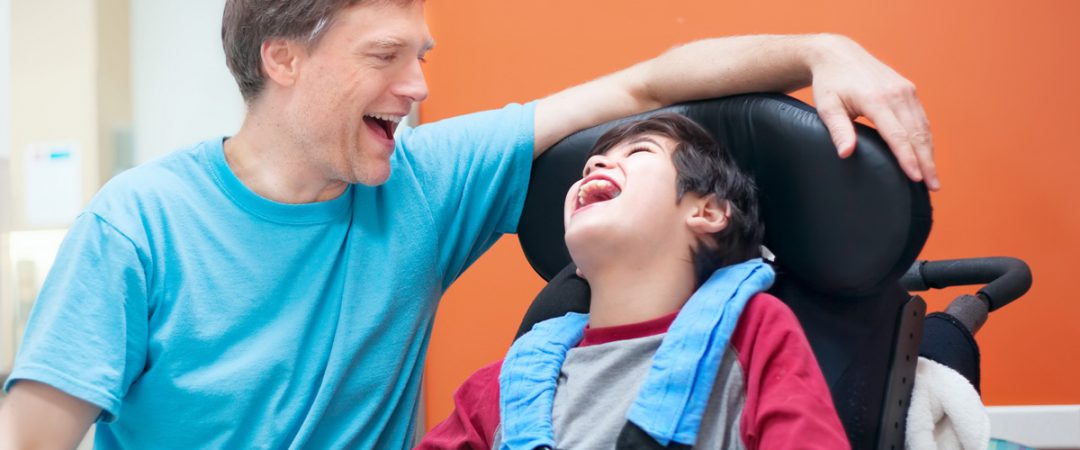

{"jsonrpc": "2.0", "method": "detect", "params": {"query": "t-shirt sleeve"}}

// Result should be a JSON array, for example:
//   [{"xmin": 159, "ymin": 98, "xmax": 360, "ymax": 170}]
[
  {"xmin": 732, "ymin": 293, "xmax": 850, "ymax": 449},
  {"xmin": 395, "ymin": 103, "xmax": 535, "ymax": 289},
  {"xmin": 415, "ymin": 360, "xmax": 503, "ymax": 450},
  {"xmin": 3, "ymin": 212, "xmax": 150, "ymax": 422}
]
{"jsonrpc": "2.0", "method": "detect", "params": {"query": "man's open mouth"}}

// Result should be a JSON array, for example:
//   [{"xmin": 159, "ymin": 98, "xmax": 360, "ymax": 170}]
[
  {"xmin": 363, "ymin": 113, "xmax": 402, "ymax": 141},
  {"xmin": 577, "ymin": 177, "xmax": 622, "ymax": 209}
]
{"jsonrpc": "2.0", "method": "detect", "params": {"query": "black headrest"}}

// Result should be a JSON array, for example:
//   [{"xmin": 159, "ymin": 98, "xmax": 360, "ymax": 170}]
[{"xmin": 518, "ymin": 94, "xmax": 932, "ymax": 297}]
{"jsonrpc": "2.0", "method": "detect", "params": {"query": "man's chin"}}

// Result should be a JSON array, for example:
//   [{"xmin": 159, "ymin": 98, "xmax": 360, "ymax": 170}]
[
  {"xmin": 348, "ymin": 165, "xmax": 392, "ymax": 186},
  {"xmin": 353, "ymin": 175, "xmax": 391, "ymax": 187}
]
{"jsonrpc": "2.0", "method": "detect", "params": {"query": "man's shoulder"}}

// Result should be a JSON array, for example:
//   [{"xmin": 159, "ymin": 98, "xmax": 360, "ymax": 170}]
[
  {"xmin": 91, "ymin": 140, "xmax": 215, "ymax": 209},
  {"xmin": 85, "ymin": 139, "xmax": 220, "ymax": 235},
  {"xmin": 395, "ymin": 102, "xmax": 535, "ymax": 163}
]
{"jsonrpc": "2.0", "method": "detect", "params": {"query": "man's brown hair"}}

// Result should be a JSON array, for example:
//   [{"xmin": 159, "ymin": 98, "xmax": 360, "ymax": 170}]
[{"xmin": 221, "ymin": 0, "xmax": 417, "ymax": 103}]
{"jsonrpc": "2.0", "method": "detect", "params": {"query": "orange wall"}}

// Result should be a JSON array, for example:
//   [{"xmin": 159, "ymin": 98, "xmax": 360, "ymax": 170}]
[{"xmin": 420, "ymin": 0, "xmax": 1080, "ymax": 428}]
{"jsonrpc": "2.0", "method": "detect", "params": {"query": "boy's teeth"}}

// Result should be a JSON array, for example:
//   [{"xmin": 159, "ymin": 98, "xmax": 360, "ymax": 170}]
[
  {"xmin": 577, "ymin": 179, "xmax": 621, "ymax": 208},
  {"xmin": 582, "ymin": 179, "xmax": 612, "ymax": 191}
]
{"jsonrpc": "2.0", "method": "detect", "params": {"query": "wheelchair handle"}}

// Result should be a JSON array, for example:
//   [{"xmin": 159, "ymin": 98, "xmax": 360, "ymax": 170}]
[{"xmin": 900, "ymin": 257, "xmax": 1032, "ymax": 312}]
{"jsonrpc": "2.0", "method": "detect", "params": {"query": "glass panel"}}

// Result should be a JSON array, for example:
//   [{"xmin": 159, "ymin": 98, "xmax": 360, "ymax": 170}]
[{"xmin": 6, "ymin": 230, "xmax": 67, "ymax": 356}]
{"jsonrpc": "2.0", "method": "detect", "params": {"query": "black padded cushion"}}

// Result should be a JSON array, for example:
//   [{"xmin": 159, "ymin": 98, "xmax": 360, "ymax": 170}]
[
  {"xmin": 919, "ymin": 312, "xmax": 981, "ymax": 392},
  {"xmin": 518, "ymin": 94, "xmax": 932, "ymax": 297},
  {"xmin": 515, "ymin": 262, "xmax": 590, "ymax": 339}
]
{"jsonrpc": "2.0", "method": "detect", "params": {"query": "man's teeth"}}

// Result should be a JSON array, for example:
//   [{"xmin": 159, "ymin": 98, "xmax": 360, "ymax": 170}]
[{"xmin": 365, "ymin": 113, "xmax": 402, "ymax": 123}]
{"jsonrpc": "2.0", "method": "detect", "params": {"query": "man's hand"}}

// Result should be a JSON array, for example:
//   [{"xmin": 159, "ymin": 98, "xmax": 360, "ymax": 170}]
[
  {"xmin": 807, "ymin": 35, "xmax": 939, "ymax": 190},
  {"xmin": 0, "ymin": 380, "xmax": 100, "ymax": 449},
  {"xmin": 535, "ymin": 34, "xmax": 940, "ymax": 190}
]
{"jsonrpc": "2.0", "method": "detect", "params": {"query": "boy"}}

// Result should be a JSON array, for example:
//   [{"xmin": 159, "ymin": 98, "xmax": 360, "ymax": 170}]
[{"xmin": 417, "ymin": 113, "xmax": 848, "ymax": 449}]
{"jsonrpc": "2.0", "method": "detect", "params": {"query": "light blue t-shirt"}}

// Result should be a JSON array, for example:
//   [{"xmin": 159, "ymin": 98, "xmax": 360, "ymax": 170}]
[{"xmin": 4, "ymin": 103, "xmax": 535, "ymax": 449}]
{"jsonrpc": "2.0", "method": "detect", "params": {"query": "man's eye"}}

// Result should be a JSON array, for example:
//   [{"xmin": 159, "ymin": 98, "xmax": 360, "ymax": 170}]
[{"xmin": 374, "ymin": 53, "xmax": 397, "ymax": 62}]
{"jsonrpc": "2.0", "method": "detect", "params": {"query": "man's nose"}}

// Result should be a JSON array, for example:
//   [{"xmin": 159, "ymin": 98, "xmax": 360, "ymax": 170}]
[{"xmin": 395, "ymin": 59, "xmax": 429, "ymax": 103}]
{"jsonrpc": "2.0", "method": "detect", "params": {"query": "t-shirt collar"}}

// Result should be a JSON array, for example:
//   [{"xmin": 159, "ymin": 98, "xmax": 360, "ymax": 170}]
[{"xmin": 204, "ymin": 137, "xmax": 353, "ymax": 225}]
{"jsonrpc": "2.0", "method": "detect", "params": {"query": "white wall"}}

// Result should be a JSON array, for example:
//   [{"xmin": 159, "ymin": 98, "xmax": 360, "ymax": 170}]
[
  {"xmin": 130, "ymin": 0, "xmax": 244, "ymax": 164},
  {"xmin": 9, "ymin": 0, "xmax": 98, "ymax": 225},
  {"xmin": 1, "ymin": 0, "xmax": 11, "ymax": 159}
]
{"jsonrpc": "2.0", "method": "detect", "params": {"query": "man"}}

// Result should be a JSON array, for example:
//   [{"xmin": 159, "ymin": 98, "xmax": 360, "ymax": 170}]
[
  {"xmin": 417, "ymin": 114, "xmax": 847, "ymax": 449},
  {"xmin": 0, "ymin": 0, "xmax": 937, "ymax": 449}
]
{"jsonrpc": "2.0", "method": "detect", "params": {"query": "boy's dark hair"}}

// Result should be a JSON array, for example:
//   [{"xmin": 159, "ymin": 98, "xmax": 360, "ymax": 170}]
[{"xmin": 588, "ymin": 113, "xmax": 763, "ymax": 285}]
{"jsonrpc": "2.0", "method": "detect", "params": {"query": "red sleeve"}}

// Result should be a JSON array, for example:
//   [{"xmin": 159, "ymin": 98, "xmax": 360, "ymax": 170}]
[
  {"xmin": 732, "ymin": 293, "xmax": 850, "ymax": 450},
  {"xmin": 415, "ymin": 360, "xmax": 503, "ymax": 450}
]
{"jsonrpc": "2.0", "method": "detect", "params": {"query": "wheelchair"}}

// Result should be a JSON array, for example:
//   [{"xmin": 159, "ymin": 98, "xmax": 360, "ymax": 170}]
[{"xmin": 512, "ymin": 94, "xmax": 1032, "ymax": 449}]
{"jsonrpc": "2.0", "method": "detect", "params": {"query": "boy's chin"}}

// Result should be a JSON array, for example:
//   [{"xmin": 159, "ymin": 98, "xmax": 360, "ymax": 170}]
[{"xmin": 566, "ymin": 227, "xmax": 625, "ymax": 265}]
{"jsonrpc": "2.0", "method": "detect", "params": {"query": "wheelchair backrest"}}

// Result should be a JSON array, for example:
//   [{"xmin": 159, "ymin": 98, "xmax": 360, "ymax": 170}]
[{"xmin": 516, "ymin": 94, "xmax": 933, "ymax": 449}]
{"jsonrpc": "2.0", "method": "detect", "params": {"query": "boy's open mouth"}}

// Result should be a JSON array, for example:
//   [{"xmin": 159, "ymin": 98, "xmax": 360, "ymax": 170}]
[
  {"xmin": 363, "ymin": 113, "xmax": 402, "ymax": 141},
  {"xmin": 577, "ymin": 177, "xmax": 622, "ymax": 209}
]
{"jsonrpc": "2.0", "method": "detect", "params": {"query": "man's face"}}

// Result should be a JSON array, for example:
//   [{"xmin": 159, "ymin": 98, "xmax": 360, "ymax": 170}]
[
  {"xmin": 564, "ymin": 134, "xmax": 695, "ymax": 270},
  {"xmin": 284, "ymin": 1, "xmax": 432, "ymax": 186}
]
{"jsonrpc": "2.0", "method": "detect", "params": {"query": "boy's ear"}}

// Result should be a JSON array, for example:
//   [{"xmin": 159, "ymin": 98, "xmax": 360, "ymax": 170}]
[
  {"xmin": 686, "ymin": 194, "xmax": 730, "ymax": 235},
  {"xmin": 261, "ymin": 38, "xmax": 304, "ymax": 89}
]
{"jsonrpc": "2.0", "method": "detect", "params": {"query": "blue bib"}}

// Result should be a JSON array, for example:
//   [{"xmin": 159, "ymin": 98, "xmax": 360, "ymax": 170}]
[{"xmin": 499, "ymin": 259, "xmax": 775, "ymax": 449}]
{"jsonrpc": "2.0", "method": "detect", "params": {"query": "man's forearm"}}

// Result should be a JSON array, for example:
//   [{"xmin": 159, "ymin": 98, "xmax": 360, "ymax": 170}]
[
  {"xmin": 639, "ymin": 33, "xmax": 937, "ymax": 188},
  {"xmin": 533, "ymin": 33, "xmax": 937, "ymax": 189},
  {"xmin": 535, "ymin": 34, "xmax": 842, "ymax": 153},
  {"xmin": 635, "ymin": 34, "xmax": 833, "ymax": 108}
]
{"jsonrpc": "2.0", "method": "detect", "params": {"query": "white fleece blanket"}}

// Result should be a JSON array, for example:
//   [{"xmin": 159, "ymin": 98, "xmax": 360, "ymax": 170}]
[{"xmin": 905, "ymin": 357, "xmax": 990, "ymax": 450}]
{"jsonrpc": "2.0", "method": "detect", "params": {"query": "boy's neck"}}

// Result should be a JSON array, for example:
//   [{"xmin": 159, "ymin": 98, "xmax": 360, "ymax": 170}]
[{"xmin": 586, "ymin": 264, "xmax": 697, "ymax": 328}]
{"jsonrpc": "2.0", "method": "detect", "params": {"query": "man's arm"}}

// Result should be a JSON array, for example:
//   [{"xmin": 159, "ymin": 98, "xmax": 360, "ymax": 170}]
[
  {"xmin": 0, "ymin": 380, "xmax": 100, "ymax": 449},
  {"xmin": 535, "ymin": 34, "xmax": 939, "ymax": 190}
]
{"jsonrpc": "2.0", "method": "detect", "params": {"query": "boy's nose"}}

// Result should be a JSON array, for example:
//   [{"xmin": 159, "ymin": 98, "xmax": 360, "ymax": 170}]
[{"xmin": 584, "ymin": 155, "xmax": 613, "ymax": 176}]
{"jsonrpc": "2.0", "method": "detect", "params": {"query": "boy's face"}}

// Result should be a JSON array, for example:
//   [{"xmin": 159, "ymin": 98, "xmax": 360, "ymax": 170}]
[{"xmin": 563, "ymin": 133, "xmax": 697, "ymax": 271}]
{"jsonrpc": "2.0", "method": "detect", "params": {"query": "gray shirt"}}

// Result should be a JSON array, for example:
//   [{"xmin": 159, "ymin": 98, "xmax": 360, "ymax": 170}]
[{"xmin": 493, "ymin": 333, "xmax": 748, "ymax": 449}]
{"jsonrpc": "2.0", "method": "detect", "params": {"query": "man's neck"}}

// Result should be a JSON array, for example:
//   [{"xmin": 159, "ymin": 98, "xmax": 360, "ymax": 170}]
[
  {"xmin": 585, "ymin": 262, "xmax": 697, "ymax": 328},
  {"xmin": 224, "ymin": 112, "xmax": 349, "ymax": 204}
]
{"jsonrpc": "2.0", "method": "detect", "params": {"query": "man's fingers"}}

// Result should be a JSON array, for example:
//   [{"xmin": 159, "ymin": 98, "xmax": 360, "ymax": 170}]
[
  {"xmin": 816, "ymin": 95, "xmax": 858, "ymax": 158},
  {"xmin": 896, "ymin": 97, "xmax": 940, "ymax": 190},
  {"xmin": 865, "ymin": 106, "xmax": 923, "ymax": 182}
]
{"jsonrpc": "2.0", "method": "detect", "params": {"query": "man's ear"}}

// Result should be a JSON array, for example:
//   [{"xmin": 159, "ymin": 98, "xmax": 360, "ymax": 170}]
[
  {"xmin": 260, "ymin": 38, "xmax": 304, "ymax": 89},
  {"xmin": 686, "ymin": 194, "xmax": 730, "ymax": 235}
]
